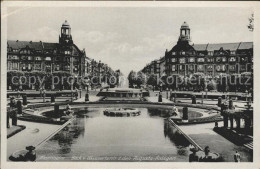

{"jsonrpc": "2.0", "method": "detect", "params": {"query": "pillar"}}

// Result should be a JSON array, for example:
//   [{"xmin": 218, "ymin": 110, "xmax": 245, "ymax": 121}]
[
  {"xmin": 218, "ymin": 97, "xmax": 222, "ymax": 107},
  {"xmin": 158, "ymin": 92, "xmax": 162, "ymax": 102},
  {"xmin": 85, "ymin": 93, "xmax": 89, "ymax": 102},
  {"xmin": 223, "ymin": 114, "xmax": 228, "ymax": 128},
  {"xmin": 230, "ymin": 115, "xmax": 234, "ymax": 129},
  {"xmin": 54, "ymin": 104, "xmax": 59, "ymax": 115},
  {"xmin": 201, "ymin": 93, "xmax": 204, "ymax": 104},
  {"xmin": 22, "ymin": 95, "xmax": 27, "ymax": 106},
  {"xmin": 192, "ymin": 95, "xmax": 196, "ymax": 104},
  {"xmin": 17, "ymin": 100, "xmax": 22, "ymax": 114},
  {"xmin": 236, "ymin": 117, "xmax": 241, "ymax": 130},
  {"xmin": 229, "ymin": 99, "xmax": 233, "ymax": 109},
  {"xmin": 7, "ymin": 112, "xmax": 10, "ymax": 128},
  {"xmin": 12, "ymin": 111, "xmax": 17, "ymax": 126},
  {"xmin": 182, "ymin": 107, "xmax": 188, "ymax": 122},
  {"xmin": 51, "ymin": 94, "xmax": 55, "ymax": 103}
]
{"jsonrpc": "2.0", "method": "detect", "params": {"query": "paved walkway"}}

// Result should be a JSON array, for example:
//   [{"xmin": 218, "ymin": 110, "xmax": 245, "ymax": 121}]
[
  {"xmin": 7, "ymin": 120, "xmax": 61, "ymax": 159},
  {"xmin": 179, "ymin": 122, "xmax": 252, "ymax": 162}
]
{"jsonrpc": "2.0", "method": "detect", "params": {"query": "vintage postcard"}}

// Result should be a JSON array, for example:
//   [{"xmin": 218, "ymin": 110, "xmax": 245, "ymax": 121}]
[{"xmin": 1, "ymin": 1, "xmax": 260, "ymax": 169}]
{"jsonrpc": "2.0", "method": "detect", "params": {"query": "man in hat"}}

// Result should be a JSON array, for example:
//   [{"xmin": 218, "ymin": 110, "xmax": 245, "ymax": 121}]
[{"xmin": 24, "ymin": 146, "xmax": 36, "ymax": 161}]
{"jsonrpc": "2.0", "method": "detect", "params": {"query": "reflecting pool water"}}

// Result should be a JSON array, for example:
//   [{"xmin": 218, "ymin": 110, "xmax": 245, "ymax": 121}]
[{"xmin": 36, "ymin": 107, "xmax": 191, "ymax": 162}]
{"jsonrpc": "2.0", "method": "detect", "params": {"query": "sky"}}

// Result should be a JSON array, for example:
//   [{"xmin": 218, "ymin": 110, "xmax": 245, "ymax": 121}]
[{"xmin": 7, "ymin": 7, "xmax": 253, "ymax": 76}]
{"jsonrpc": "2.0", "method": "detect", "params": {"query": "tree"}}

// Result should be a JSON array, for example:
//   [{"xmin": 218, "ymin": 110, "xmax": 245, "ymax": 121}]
[
  {"xmin": 248, "ymin": 13, "xmax": 254, "ymax": 32},
  {"xmin": 7, "ymin": 71, "xmax": 24, "ymax": 90},
  {"xmin": 147, "ymin": 74, "xmax": 158, "ymax": 87}
]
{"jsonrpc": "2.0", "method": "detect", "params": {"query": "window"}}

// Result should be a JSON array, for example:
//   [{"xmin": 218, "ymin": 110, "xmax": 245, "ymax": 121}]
[
  {"xmin": 179, "ymin": 65, "xmax": 184, "ymax": 70},
  {"xmin": 222, "ymin": 57, "xmax": 227, "ymax": 62},
  {"xmin": 229, "ymin": 65, "xmax": 236, "ymax": 71},
  {"xmin": 172, "ymin": 52, "xmax": 176, "ymax": 55},
  {"xmin": 28, "ymin": 56, "xmax": 33, "ymax": 60},
  {"xmin": 197, "ymin": 65, "xmax": 204, "ymax": 71},
  {"xmin": 197, "ymin": 58, "xmax": 205, "ymax": 63},
  {"xmin": 35, "ymin": 57, "xmax": 42, "ymax": 61},
  {"xmin": 179, "ymin": 58, "xmax": 185, "ymax": 63},
  {"xmin": 171, "ymin": 58, "xmax": 176, "ymax": 62},
  {"xmin": 189, "ymin": 58, "xmax": 195, "ymax": 63},
  {"xmin": 216, "ymin": 57, "xmax": 222, "ymax": 62},
  {"xmin": 172, "ymin": 65, "xmax": 176, "ymax": 71},
  {"xmin": 229, "ymin": 57, "xmax": 236, "ymax": 62},
  {"xmin": 181, "ymin": 51, "xmax": 185, "ymax": 55},
  {"xmin": 207, "ymin": 65, "xmax": 213, "ymax": 71},
  {"xmin": 188, "ymin": 65, "xmax": 194, "ymax": 71},
  {"xmin": 12, "ymin": 63, "xmax": 18, "ymax": 70},
  {"xmin": 222, "ymin": 65, "xmax": 226, "ymax": 71},
  {"xmin": 45, "ymin": 57, "xmax": 51, "ymax": 61},
  {"xmin": 208, "ymin": 51, "xmax": 213, "ymax": 56},
  {"xmin": 35, "ymin": 64, "xmax": 41, "ymax": 70},
  {"xmin": 55, "ymin": 65, "xmax": 60, "ymax": 71},
  {"xmin": 207, "ymin": 58, "xmax": 213, "ymax": 63},
  {"xmin": 231, "ymin": 51, "xmax": 236, "ymax": 55}
]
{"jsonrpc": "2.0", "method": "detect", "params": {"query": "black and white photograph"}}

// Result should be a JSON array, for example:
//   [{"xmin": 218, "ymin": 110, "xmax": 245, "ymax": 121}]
[{"xmin": 1, "ymin": 1, "xmax": 259, "ymax": 169}]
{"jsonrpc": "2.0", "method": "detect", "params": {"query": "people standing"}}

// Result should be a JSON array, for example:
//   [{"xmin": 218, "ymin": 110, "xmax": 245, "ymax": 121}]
[{"xmin": 234, "ymin": 151, "xmax": 241, "ymax": 162}]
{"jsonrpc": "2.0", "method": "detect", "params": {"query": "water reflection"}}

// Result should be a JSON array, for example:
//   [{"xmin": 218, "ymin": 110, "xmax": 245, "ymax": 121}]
[{"xmin": 37, "ymin": 107, "xmax": 189, "ymax": 161}]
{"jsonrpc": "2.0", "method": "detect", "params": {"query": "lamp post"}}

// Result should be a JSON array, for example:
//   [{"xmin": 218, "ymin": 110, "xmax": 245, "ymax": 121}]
[{"xmin": 166, "ymin": 88, "xmax": 169, "ymax": 99}]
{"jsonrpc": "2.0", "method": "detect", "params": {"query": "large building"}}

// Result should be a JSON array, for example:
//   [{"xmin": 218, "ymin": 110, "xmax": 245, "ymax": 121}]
[
  {"xmin": 141, "ymin": 22, "xmax": 253, "ymax": 78},
  {"xmin": 7, "ymin": 20, "xmax": 87, "ymax": 76},
  {"xmin": 7, "ymin": 20, "xmax": 116, "ymax": 79}
]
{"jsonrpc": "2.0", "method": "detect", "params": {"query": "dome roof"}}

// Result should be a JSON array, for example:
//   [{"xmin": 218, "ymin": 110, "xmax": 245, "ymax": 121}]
[
  {"xmin": 62, "ymin": 20, "xmax": 70, "ymax": 28},
  {"xmin": 181, "ymin": 22, "xmax": 189, "ymax": 29}
]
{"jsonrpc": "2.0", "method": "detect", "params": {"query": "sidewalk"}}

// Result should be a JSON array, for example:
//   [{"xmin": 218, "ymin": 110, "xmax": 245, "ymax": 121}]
[
  {"xmin": 7, "ymin": 120, "xmax": 61, "ymax": 159},
  {"xmin": 7, "ymin": 125, "xmax": 26, "ymax": 138},
  {"xmin": 179, "ymin": 122, "xmax": 252, "ymax": 162}
]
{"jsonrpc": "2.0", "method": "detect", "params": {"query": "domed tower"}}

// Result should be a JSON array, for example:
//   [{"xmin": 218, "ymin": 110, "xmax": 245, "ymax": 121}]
[
  {"xmin": 179, "ymin": 22, "xmax": 190, "ymax": 42},
  {"xmin": 59, "ymin": 20, "xmax": 73, "ymax": 45}
]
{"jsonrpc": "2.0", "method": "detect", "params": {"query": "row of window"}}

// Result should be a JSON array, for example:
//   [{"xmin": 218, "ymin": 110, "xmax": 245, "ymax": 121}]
[
  {"xmin": 171, "ymin": 50, "xmax": 237, "ymax": 56},
  {"xmin": 7, "ymin": 55, "xmax": 82, "ymax": 62},
  {"xmin": 170, "ymin": 64, "xmax": 250, "ymax": 72},
  {"xmin": 169, "ymin": 56, "xmax": 250, "ymax": 64}
]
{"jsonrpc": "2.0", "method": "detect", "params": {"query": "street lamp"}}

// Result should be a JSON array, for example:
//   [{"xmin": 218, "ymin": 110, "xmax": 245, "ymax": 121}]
[{"xmin": 166, "ymin": 88, "xmax": 169, "ymax": 99}]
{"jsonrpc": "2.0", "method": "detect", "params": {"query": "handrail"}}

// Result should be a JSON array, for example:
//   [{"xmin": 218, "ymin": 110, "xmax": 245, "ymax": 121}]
[{"xmin": 168, "ymin": 118, "xmax": 203, "ymax": 151}]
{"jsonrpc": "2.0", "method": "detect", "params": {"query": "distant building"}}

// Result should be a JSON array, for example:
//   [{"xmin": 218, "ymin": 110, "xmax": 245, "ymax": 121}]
[{"xmin": 141, "ymin": 22, "xmax": 253, "ymax": 77}]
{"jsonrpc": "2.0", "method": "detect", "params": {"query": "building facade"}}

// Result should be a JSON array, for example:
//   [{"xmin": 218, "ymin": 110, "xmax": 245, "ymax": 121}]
[
  {"xmin": 7, "ymin": 20, "xmax": 117, "ymax": 79},
  {"xmin": 141, "ymin": 22, "xmax": 253, "ymax": 78}
]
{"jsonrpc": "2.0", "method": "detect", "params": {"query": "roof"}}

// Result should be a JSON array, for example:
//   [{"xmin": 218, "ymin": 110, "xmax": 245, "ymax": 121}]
[
  {"xmin": 238, "ymin": 42, "xmax": 253, "ymax": 50},
  {"xmin": 7, "ymin": 40, "xmax": 43, "ymax": 50},
  {"xmin": 181, "ymin": 22, "xmax": 189, "ymax": 29},
  {"xmin": 192, "ymin": 42, "xmax": 253, "ymax": 51},
  {"xmin": 62, "ymin": 20, "xmax": 70, "ymax": 28},
  {"xmin": 42, "ymin": 42, "xmax": 58, "ymax": 50},
  {"xmin": 193, "ymin": 44, "xmax": 208, "ymax": 51},
  {"xmin": 207, "ymin": 43, "xmax": 240, "ymax": 51}
]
